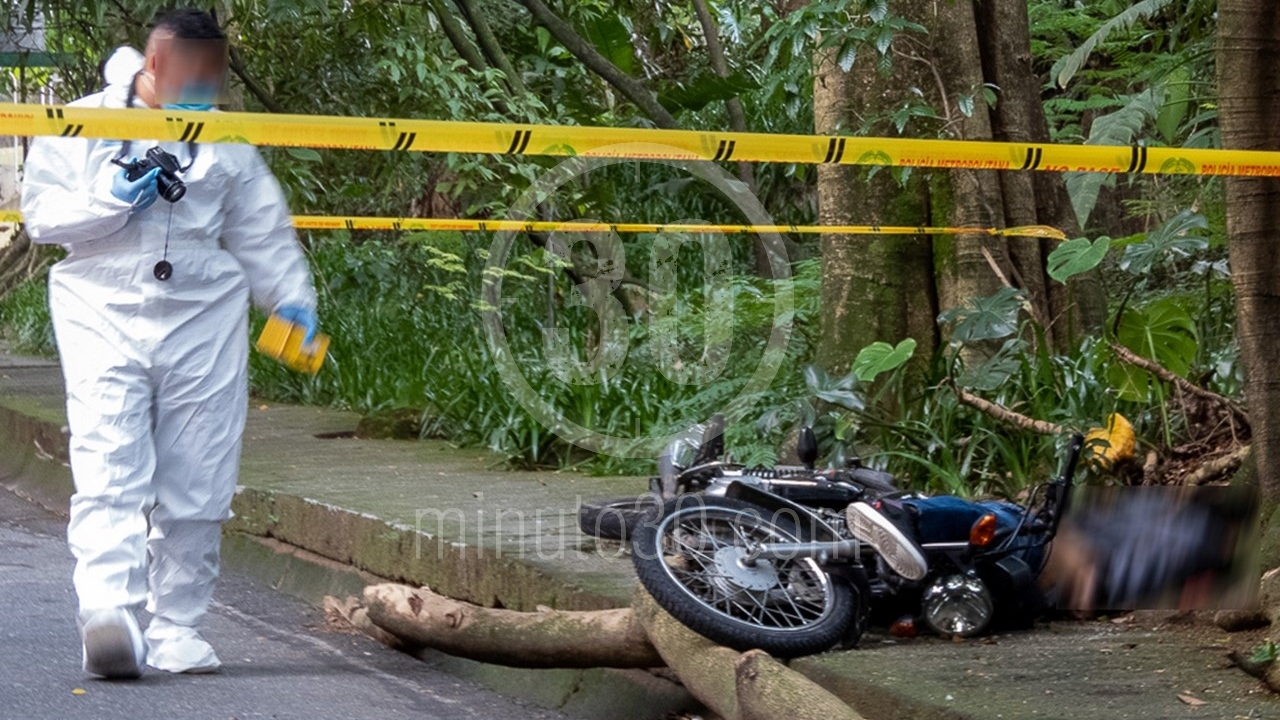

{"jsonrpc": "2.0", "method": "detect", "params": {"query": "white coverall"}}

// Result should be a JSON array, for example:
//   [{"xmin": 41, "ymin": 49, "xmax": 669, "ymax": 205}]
[{"xmin": 20, "ymin": 47, "xmax": 316, "ymax": 671}]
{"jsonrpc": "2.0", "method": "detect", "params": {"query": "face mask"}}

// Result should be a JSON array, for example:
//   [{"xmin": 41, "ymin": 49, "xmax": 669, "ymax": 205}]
[{"xmin": 161, "ymin": 80, "xmax": 220, "ymax": 112}]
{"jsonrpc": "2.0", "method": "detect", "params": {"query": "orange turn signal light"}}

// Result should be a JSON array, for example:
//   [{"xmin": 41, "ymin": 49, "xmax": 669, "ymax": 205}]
[{"xmin": 969, "ymin": 513, "xmax": 998, "ymax": 548}]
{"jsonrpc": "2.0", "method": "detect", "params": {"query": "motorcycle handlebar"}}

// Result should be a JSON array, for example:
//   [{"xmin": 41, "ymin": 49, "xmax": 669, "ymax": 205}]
[
  {"xmin": 1058, "ymin": 433, "xmax": 1086, "ymax": 485},
  {"xmin": 1043, "ymin": 432, "xmax": 1086, "ymax": 541}
]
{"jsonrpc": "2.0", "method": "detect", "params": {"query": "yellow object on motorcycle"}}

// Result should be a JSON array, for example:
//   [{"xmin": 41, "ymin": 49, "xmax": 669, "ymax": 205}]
[
  {"xmin": 255, "ymin": 312, "xmax": 329, "ymax": 374},
  {"xmin": 1084, "ymin": 412, "xmax": 1136, "ymax": 470}
]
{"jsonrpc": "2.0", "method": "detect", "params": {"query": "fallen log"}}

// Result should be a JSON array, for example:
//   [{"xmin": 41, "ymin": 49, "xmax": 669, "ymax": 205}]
[
  {"xmin": 355, "ymin": 583, "xmax": 870, "ymax": 720},
  {"xmin": 633, "ymin": 589, "xmax": 742, "ymax": 720},
  {"xmin": 324, "ymin": 594, "xmax": 412, "ymax": 650},
  {"xmin": 362, "ymin": 583, "xmax": 662, "ymax": 669},
  {"xmin": 736, "ymin": 649, "xmax": 866, "ymax": 720}
]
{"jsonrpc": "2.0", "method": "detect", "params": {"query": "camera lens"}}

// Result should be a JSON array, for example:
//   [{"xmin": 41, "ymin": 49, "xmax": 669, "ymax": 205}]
[{"xmin": 157, "ymin": 176, "xmax": 187, "ymax": 203}]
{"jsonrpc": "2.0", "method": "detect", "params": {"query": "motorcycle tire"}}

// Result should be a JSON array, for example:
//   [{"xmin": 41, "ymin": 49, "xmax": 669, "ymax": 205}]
[
  {"xmin": 631, "ymin": 495, "xmax": 855, "ymax": 658},
  {"xmin": 577, "ymin": 496, "xmax": 661, "ymax": 541}
]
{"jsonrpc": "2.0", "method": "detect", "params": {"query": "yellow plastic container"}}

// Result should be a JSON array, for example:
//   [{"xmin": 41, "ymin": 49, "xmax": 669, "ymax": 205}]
[{"xmin": 255, "ymin": 312, "xmax": 329, "ymax": 374}]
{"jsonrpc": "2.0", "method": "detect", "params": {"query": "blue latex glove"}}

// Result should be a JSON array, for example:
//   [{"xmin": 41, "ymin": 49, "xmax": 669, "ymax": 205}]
[
  {"xmin": 276, "ymin": 304, "xmax": 318, "ymax": 347},
  {"xmin": 111, "ymin": 164, "xmax": 161, "ymax": 213}
]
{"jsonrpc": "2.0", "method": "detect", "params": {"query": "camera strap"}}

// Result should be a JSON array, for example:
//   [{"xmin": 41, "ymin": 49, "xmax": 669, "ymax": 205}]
[
  {"xmin": 155, "ymin": 204, "xmax": 175, "ymax": 282},
  {"xmin": 121, "ymin": 72, "xmax": 190, "ymax": 282}
]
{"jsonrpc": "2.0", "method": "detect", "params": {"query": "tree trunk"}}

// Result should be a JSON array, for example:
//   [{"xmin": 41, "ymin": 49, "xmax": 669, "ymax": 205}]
[
  {"xmin": 0, "ymin": 229, "xmax": 47, "ymax": 301},
  {"xmin": 814, "ymin": 0, "xmax": 1107, "ymax": 374},
  {"xmin": 813, "ymin": 24, "xmax": 938, "ymax": 374},
  {"xmin": 974, "ymin": 0, "xmax": 1104, "ymax": 346},
  {"xmin": 1217, "ymin": 0, "xmax": 1280, "ymax": 558},
  {"xmin": 924, "ymin": 0, "xmax": 1012, "ymax": 329}
]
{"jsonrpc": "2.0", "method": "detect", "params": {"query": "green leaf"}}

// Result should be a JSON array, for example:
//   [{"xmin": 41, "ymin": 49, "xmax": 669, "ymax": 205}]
[
  {"xmin": 1156, "ymin": 65, "xmax": 1193, "ymax": 144},
  {"xmin": 1249, "ymin": 641, "xmax": 1278, "ymax": 666},
  {"xmin": 837, "ymin": 42, "xmax": 857, "ymax": 73},
  {"xmin": 1064, "ymin": 88, "xmax": 1162, "ymax": 228},
  {"xmin": 852, "ymin": 338, "xmax": 917, "ymax": 382},
  {"xmin": 939, "ymin": 287, "xmax": 1025, "ymax": 344},
  {"xmin": 584, "ymin": 13, "xmax": 635, "ymax": 76},
  {"xmin": 1109, "ymin": 298, "xmax": 1199, "ymax": 401},
  {"xmin": 1052, "ymin": 0, "xmax": 1176, "ymax": 88},
  {"xmin": 803, "ymin": 364, "xmax": 864, "ymax": 411},
  {"xmin": 285, "ymin": 147, "xmax": 322, "ymax": 163},
  {"xmin": 958, "ymin": 338, "xmax": 1025, "ymax": 392},
  {"xmin": 868, "ymin": 0, "xmax": 889, "ymax": 23},
  {"xmin": 1047, "ymin": 236, "xmax": 1111, "ymax": 284},
  {"xmin": 1120, "ymin": 209, "xmax": 1209, "ymax": 275},
  {"xmin": 658, "ymin": 70, "xmax": 761, "ymax": 113}
]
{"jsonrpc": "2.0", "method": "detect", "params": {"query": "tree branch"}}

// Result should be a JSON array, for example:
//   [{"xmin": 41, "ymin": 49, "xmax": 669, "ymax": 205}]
[
  {"xmin": 691, "ymin": 0, "xmax": 751, "ymax": 145},
  {"xmin": 691, "ymin": 0, "xmax": 775, "ymax": 276},
  {"xmin": 362, "ymin": 584, "xmax": 662, "ymax": 668},
  {"xmin": 453, "ymin": 0, "xmax": 527, "ymax": 96},
  {"xmin": 227, "ymin": 45, "xmax": 284, "ymax": 113},
  {"xmin": 428, "ymin": 0, "xmax": 491, "ymax": 74},
  {"xmin": 512, "ymin": 0, "xmax": 679, "ymax": 129},
  {"xmin": 953, "ymin": 386, "xmax": 1065, "ymax": 435},
  {"xmin": 1107, "ymin": 342, "xmax": 1250, "ymax": 428},
  {"xmin": 1184, "ymin": 444, "xmax": 1251, "ymax": 485}
]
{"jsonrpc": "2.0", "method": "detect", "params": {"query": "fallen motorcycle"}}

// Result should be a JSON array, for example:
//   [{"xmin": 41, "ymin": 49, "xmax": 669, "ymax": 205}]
[
  {"xmin": 626, "ymin": 433, "xmax": 1085, "ymax": 657},
  {"xmin": 577, "ymin": 415, "xmax": 897, "ymax": 542}
]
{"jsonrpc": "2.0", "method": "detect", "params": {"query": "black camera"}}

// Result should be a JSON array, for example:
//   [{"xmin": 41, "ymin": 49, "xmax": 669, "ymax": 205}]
[{"xmin": 112, "ymin": 147, "xmax": 187, "ymax": 203}]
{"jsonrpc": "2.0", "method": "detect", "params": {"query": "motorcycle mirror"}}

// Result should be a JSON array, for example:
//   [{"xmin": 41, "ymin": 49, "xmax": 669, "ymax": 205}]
[
  {"xmin": 657, "ymin": 451, "xmax": 678, "ymax": 500},
  {"xmin": 657, "ymin": 433, "xmax": 696, "ymax": 500},
  {"xmin": 797, "ymin": 426, "xmax": 818, "ymax": 470},
  {"xmin": 692, "ymin": 413, "xmax": 726, "ymax": 465}
]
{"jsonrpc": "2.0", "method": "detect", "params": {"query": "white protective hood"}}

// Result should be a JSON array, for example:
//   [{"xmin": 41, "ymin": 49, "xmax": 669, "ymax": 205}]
[{"xmin": 102, "ymin": 46, "xmax": 144, "ymax": 89}]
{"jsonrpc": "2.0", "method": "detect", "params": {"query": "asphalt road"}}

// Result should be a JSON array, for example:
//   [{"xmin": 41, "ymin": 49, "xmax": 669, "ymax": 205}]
[{"xmin": 0, "ymin": 489, "xmax": 571, "ymax": 720}]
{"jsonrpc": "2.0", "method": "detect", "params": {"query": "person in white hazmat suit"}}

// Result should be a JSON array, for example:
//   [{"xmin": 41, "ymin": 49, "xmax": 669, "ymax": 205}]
[{"xmin": 20, "ymin": 9, "xmax": 318, "ymax": 678}]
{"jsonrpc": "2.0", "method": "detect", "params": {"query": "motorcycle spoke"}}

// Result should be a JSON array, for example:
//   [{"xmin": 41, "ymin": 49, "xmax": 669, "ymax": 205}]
[
  {"xmin": 773, "ymin": 582, "xmax": 813, "ymax": 624},
  {"xmin": 666, "ymin": 530, "xmax": 720, "ymax": 562},
  {"xmin": 654, "ymin": 506, "xmax": 837, "ymax": 631}
]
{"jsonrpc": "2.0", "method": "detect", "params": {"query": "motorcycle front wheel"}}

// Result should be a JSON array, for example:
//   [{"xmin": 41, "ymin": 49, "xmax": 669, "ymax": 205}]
[{"xmin": 631, "ymin": 496, "xmax": 855, "ymax": 658}]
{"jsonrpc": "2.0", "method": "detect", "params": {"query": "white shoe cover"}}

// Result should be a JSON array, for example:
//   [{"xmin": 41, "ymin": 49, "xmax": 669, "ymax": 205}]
[
  {"xmin": 846, "ymin": 502, "xmax": 929, "ymax": 581},
  {"xmin": 144, "ymin": 619, "xmax": 221, "ymax": 674},
  {"xmin": 80, "ymin": 607, "xmax": 146, "ymax": 679}
]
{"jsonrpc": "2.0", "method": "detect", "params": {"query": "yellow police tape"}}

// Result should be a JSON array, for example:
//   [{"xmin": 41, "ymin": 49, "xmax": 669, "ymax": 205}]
[
  {"xmin": 0, "ymin": 210, "xmax": 1064, "ymax": 239},
  {"xmin": 1, "ymin": 102, "xmax": 1277, "ymax": 177}
]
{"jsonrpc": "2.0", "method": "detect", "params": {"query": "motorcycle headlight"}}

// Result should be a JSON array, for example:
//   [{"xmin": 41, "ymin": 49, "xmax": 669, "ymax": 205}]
[{"xmin": 921, "ymin": 574, "xmax": 994, "ymax": 638}]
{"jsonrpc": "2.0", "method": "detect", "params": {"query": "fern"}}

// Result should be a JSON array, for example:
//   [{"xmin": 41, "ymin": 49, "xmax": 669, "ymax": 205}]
[
  {"xmin": 1051, "ymin": 0, "xmax": 1175, "ymax": 89},
  {"xmin": 1065, "ymin": 87, "xmax": 1163, "ymax": 229}
]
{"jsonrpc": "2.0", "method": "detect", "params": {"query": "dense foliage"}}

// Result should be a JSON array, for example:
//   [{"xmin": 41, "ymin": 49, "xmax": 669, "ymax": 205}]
[{"xmin": 0, "ymin": 0, "xmax": 1237, "ymax": 493}]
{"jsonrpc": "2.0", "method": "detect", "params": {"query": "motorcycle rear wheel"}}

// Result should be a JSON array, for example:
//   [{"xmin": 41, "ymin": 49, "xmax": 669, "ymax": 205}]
[
  {"xmin": 577, "ymin": 496, "xmax": 661, "ymax": 541},
  {"xmin": 631, "ymin": 496, "xmax": 856, "ymax": 658}
]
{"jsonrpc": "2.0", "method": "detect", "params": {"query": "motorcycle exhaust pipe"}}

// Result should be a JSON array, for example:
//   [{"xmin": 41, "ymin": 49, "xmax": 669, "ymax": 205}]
[{"xmin": 744, "ymin": 539, "xmax": 862, "ymax": 564}]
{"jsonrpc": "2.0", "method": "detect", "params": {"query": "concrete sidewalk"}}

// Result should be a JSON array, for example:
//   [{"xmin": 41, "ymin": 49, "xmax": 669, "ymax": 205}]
[{"xmin": 2, "ymin": 343, "xmax": 1277, "ymax": 720}]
